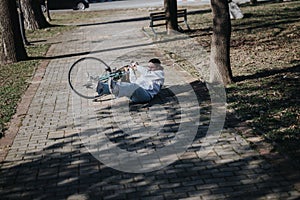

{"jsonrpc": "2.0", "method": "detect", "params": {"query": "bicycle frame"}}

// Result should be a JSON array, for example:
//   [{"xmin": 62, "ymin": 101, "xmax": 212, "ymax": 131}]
[{"xmin": 99, "ymin": 69, "xmax": 128, "ymax": 82}]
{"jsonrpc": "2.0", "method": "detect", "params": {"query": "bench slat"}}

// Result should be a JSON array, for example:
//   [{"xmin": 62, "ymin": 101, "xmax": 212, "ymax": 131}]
[
  {"xmin": 151, "ymin": 23, "xmax": 167, "ymax": 27},
  {"xmin": 150, "ymin": 16, "xmax": 166, "ymax": 20},
  {"xmin": 149, "ymin": 9, "xmax": 190, "ymax": 34}
]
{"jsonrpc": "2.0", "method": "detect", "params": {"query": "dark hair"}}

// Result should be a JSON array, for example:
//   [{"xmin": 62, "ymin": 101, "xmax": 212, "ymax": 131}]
[{"xmin": 148, "ymin": 58, "xmax": 161, "ymax": 64}]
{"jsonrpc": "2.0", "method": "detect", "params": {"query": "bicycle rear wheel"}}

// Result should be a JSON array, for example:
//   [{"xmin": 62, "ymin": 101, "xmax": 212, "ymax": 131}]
[{"xmin": 68, "ymin": 57, "xmax": 111, "ymax": 99}]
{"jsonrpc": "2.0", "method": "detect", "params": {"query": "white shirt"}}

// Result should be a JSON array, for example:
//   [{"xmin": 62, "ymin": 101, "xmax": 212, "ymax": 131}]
[{"xmin": 129, "ymin": 65, "xmax": 164, "ymax": 97}]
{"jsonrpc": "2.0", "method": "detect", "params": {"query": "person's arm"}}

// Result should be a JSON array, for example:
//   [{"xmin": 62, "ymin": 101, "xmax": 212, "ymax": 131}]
[
  {"xmin": 136, "ymin": 65, "xmax": 148, "ymax": 74},
  {"xmin": 129, "ymin": 62, "xmax": 148, "ymax": 82},
  {"xmin": 129, "ymin": 68, "xmax": 137, "ymax": 83},
  {"xmin": 131, "ymin": 62, "xmax": 148, "ymax": 74}
]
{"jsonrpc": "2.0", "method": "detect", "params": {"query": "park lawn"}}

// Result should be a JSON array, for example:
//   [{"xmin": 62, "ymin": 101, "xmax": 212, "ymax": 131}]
[{"xmin": 187, "ymin": 1, "xmax": 299, "ymax": 164}]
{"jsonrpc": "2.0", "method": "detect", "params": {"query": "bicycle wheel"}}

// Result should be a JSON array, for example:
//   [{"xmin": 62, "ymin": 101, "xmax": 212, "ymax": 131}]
[{"xmin": 68, "ymin": 57, "xmax": 111, "ymax": 99}]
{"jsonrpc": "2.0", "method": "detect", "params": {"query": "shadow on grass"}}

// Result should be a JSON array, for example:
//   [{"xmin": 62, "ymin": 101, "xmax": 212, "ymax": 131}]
[
  {"xmin": 228, "ymin": 63, "xmax": 300, "ymax": 165},
  {"xmin": 233, "ymin": 64, "xmax": 299, "ymax": 82},
  {"xmin": 232, "ymin": 1, "xmax": 300, "ymax": 32},
  {"xmin": 224, "ymin": 1, "xmax": 300, "ymax": 165}
]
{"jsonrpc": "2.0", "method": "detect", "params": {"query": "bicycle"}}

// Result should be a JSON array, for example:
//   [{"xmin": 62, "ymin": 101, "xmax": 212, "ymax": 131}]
[{"xmin": 68, "ymin": 57, "xmax": 130, "ymax": 99}]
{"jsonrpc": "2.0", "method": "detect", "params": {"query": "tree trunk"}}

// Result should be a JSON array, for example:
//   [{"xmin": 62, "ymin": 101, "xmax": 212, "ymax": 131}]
[
  {"xmin": 0, "ymin": 0, "xmax": 27, "ymax": 64},
  {"xmin": 164, "ymin": 0, "xmax": 178, "ymax": 34},
  {"xmin": 210, "ymin": 0, "xmax": 233, "ymax": 85},
  {"xmin": 21, "ymin": 0, "xmax": 50, "ymax": 30},
  {"xmin": 17, "ymin": 2, "xmax": 30, "ymax": 45},
  {"xmin": 45, "ymin": 0, "xmax": 51, "ymax": 22}
]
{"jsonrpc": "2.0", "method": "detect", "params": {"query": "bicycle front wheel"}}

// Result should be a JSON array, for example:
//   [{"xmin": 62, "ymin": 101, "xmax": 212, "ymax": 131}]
[{"xmin": 68, "ymin": 57, "xmax": 111, "ymax": 99}]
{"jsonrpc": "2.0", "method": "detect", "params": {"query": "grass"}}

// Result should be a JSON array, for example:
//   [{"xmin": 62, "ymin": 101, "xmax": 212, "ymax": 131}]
[
  {"xmin": 186, "ymin": 1, "xmax": 300, "ymax": 164},
  {"xmin": 0, "ymin": 61, "xmax": 36, "ymax": 136}
]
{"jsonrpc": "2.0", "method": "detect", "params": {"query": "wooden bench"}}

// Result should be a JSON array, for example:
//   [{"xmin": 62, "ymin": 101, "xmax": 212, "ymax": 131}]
[{"xmin": 149, "ymin": 9, "xmax": 190, "ymax": 34}]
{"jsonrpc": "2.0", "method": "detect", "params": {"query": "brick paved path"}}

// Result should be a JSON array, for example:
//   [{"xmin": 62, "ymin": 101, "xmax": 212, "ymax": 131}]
[{"xmin": 0, "ymin": 11, "xmax": 299, "ymax": 200}]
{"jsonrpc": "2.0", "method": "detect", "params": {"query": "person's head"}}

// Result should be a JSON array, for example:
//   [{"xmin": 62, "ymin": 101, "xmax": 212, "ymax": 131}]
[{"xmin": 148, "ymin": 58, "xmax": 163, "ymax": 71}]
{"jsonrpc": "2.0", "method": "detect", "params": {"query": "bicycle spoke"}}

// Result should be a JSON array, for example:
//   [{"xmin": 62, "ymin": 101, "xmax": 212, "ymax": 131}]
[{"xmin": 68, "ymin": 57, "xmax": 111, "ymax": 99}]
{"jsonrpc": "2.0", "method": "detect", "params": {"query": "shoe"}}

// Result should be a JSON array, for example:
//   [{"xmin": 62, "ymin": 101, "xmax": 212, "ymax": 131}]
[
  {"xmin": 108, "ymin": 78, "xmax": 119, "ymax": 96},
  {"xmin": 96, "ymin": 81, "xmax": 104, "ymax": 95}
]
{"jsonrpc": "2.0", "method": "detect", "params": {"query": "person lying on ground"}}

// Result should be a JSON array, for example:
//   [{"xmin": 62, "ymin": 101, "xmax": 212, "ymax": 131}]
[{"xmin": 96, "ymin": 58, "xmax": 164, "ymax": 103}]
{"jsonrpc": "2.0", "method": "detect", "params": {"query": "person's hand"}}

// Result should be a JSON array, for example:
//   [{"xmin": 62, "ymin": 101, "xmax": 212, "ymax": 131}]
[
  {"xmin": 130, "ymin": 61, "xmax": 138, "ymax": 70},
  {"xmin": 118, "ymin": 65, "xmax": 130, "ymax": 72},
  {"xmin": 123, "ymin": 66, "xmax": 129, "ymax": 71}
]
